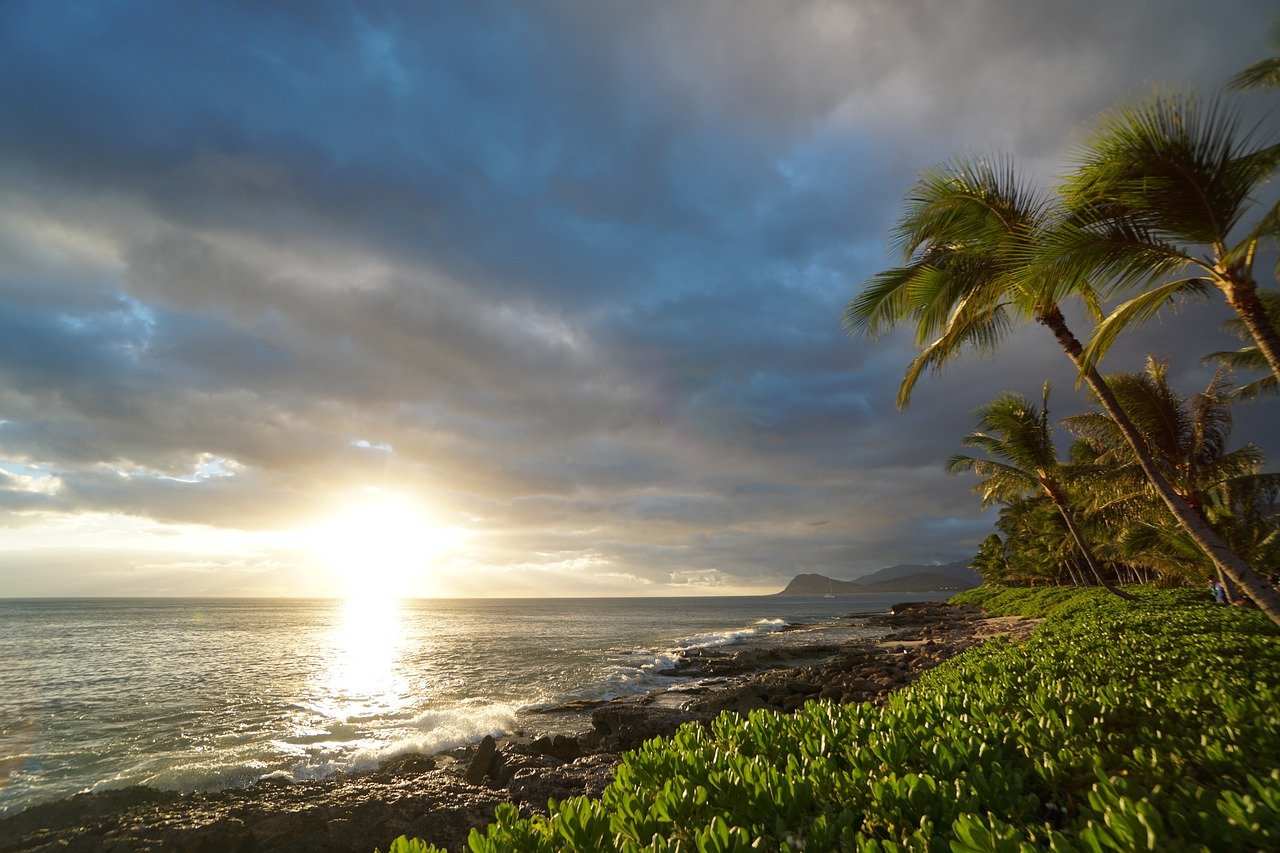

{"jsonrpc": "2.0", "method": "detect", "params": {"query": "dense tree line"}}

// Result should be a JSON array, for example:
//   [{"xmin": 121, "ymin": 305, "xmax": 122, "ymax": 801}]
[{"xmin": 845, "ymin": 42, "xmax": 1280, "ymax": 623}]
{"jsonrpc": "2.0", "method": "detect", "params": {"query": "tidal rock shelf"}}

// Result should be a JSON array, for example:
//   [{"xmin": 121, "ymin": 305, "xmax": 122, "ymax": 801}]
[{"xmin": 0, "ymin": 602, "xmax": 1036, "ymax": 852}]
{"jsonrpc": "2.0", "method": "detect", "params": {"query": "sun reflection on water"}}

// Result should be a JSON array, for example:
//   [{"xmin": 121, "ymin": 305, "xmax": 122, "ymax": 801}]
[{"xmin": 316, "ymin": 596, "xmax": 411, "ymax": 720}]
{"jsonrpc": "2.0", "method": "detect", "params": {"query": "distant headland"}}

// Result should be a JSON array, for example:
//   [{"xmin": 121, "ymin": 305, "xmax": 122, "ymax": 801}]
[{"xmin": 775, "ymin": 561, "xmax": 979, "ymax": 595}]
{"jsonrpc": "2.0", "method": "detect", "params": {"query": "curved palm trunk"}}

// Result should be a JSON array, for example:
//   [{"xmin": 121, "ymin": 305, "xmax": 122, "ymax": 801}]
[
  {"xmin": 1217, "ymin": 567, "xmax": 1241, "ymax": 604},
  {"xmin": 1040, "ymin": 306, "xmax": 1280, "ymax": 624},
  {"xmin": 1222, "ymin": 276, "xmax": 1280, "ymax": 382},
  {"xmin": 1042, "ymin": 480, "xmax": 1135, "ymax": 600}
]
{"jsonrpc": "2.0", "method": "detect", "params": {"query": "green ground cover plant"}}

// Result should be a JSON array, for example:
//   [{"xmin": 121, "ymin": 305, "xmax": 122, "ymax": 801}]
[{"xmin": 382, "ymin": 588, "xmax": 1280, "ymax": 851}]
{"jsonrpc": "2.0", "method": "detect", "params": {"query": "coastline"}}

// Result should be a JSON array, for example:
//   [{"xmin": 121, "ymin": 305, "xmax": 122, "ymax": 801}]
[{"xmin": 0, "ymin": 601, "xmax": 1033, "ymax": 852}]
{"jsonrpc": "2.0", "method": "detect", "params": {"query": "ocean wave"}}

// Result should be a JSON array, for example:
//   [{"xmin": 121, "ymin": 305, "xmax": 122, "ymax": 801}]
[
  {"xmin": 118, "ymin": 758, "xmax": 273, "ymax": 794},
  {"xmin": 671, "ymin": 617, "xmax": 789, "ymax": 651},
  {"xmin": 583, "ymin": 619, "xmax": 793, "ymax": 699},
  {"xmin": 340, "ymin": 700, "xmax": 523, "ymax": 772}
]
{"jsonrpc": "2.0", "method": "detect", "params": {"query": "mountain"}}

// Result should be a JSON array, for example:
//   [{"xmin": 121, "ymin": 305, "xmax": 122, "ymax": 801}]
[
  {"xmin": 776, "ymin": 560, "xmax": 979, "ymax": 595},
  {"xmin": 851, "ymin": 560, "xmax": 977, "ymax": 586},
  {"xmin": 852, "ymin": 571, "xmax": 978, "ymax": 592}
]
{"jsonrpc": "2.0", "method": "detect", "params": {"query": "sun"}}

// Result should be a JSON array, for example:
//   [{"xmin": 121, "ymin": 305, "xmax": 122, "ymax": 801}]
[{"xmin": 311, "ymin": 491, "xmax": 453, "ymax": 599}]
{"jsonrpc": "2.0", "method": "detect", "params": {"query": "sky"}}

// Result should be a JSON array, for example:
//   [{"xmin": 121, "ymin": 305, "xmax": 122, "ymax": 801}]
[{"xmin": 1, "ymin": 0, "xmax": 1278, "ymax": 598}]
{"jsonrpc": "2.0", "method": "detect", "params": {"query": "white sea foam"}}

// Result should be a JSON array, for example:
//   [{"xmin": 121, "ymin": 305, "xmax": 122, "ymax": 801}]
[
  {"xmin": 672, "ymin": 617, "xmax": 789, "ymax": 650},
  {"xmin": 103, "ymin": 759, "xmax": 273, "ymax": 794},
  {"xmin": 346, "ymin": 700, "xmax": 522, "ymax": 770}
]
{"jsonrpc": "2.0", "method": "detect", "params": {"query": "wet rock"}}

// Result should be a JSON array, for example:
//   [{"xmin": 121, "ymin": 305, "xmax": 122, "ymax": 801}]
[
  {"xmin": 464, "ymin": 735, "xmax": 498, "ymax": 785},
  {"xmin": 377, "ymin": 753, "xmax": 437, "ymax": 776},
  {"xmin": 0, "ymin": 769, "xmax": 512, "ymax": 853}
]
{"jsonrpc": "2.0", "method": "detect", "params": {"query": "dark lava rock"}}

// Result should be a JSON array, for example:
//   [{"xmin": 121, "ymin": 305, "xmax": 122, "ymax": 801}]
[
  {"xmin": 509, "ymin": 754, "xmax": 620, "ymax": 815},
  {"xmin": 377, "ymin": 753, "xmax": 437, "ymax": 776},
  {"xmin": 464, "ymin": 735, "xmax": 498, "ymax": 785},
  {"xmin": 548, "ymin": 735, "xmax": 581, "ymax": 762},
  {"xmin": 589, "ymin": 705, "xmax": 712, "ymax": 752},
  {"xmin": 0, "ymin": 769, "xmax": 511, "ymax": 853}
]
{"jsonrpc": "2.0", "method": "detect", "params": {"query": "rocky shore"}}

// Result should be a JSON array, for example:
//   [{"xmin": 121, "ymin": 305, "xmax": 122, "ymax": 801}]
[{"xmin": 0, "ymin": 602, "xmax": 1035, "ymax": 852}]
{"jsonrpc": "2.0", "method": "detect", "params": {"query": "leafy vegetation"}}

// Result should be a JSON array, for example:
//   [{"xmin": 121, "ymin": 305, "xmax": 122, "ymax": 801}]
[
  {"xmin": 953, "ymin": 358, "xmax": 1280, "ymax": 595},
  {"xmin": 382, "ymin": 589, "xmax": 1280, "ymax": 851}
]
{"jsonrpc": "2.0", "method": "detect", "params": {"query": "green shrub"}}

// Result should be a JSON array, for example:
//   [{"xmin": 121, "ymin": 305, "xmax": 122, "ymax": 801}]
[
  {"xmin": 948, "ymin": 585, "xmax": 1105, "ymax": 617},
  {"xmin": 388, "ymin": 589, "xmax": 1280, "ymax": 851}
]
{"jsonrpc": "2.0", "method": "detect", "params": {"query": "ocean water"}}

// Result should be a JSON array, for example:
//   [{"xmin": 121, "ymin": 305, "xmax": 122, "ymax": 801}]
[{"xmin": 0, "ymin": 593, "xmax": 945, "ymax": 816}]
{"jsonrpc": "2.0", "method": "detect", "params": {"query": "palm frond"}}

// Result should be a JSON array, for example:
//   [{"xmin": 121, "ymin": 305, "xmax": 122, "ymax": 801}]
[
  {"xmin": 894, "ymin": 300, "xmax": 1012, "ymax": 410},
  {"xmin": 843, "ymin": 265, "xmax": 923, "ymax": 339},
  {"xmin": 1225, "ymin": 196, "xmax": 1280, "ymax": 269},
  {"xmin": 1229, "ymin": 57, "xmax": 1280, "ymax": 91},
  {"xmin": 1079, "ymin": 277, "xmax": 1213, "ymax": 371},
  {"xmin": 1064, "ymin": 92, "xmax": 1265, "ymax": 246},
  {"xmin": 1037, "ymin": 214, "xmax": 1203, "ymax": 299}
]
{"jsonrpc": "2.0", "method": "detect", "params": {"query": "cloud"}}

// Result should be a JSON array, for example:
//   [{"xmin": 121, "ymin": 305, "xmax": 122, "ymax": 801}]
[{"xmin": 1, "ymin": 0, "xmax": 1277, "ymax": 595}]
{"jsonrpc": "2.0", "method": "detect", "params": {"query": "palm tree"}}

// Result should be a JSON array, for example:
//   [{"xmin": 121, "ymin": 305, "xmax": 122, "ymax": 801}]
[
  {"xmin": 1056, "ymin": 92, "xmax": 1280, "ymax": 381},
  {"xmin": 1203, "ymin": 291, "xmax": 1280, "ymax": 401},
  {"xmin": 843, "ymin": 156, "xmax": 1280, "ymax": 622},
  {"xmin": 995, "ymin": 497, "xmax": 1096, "ymax": 587},
  {"xmin": 1064, "ymin": 358, "xmax": 1280, "ymax": 594},
  {"xmin": 946, "ymin": 385, "xmax": 1131, "ymax": 598},
  {"xmin": 969, "ymin": 533, "xmax": 1015, "ymax": 585}
]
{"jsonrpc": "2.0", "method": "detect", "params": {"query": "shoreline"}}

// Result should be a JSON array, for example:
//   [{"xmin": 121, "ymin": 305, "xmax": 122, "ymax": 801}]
[{"xmin": 0, "ymin": 601, "xmax": 1033, "ymax": 852}]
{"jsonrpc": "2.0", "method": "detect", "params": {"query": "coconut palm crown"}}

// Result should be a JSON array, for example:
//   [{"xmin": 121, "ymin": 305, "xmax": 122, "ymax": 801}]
[
  {"xmin": 1054, "ymin": 91, "xmax": 1280, "ymax": 380},
  {"xmin": 842, "ymin": 155, "xmax": 1083, "ymax": 410}
]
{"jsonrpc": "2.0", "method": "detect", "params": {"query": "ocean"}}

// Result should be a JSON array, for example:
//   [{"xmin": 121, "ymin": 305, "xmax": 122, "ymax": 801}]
[{"xmin": 0, "ymin": 593, "xmax": 946, "ymax": 816}]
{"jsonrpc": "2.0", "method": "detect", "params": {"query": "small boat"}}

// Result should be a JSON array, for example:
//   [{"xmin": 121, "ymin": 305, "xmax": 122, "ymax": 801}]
[{"xmin": 824, "ymin": 579, "xmax": 836, "ymax": 598}]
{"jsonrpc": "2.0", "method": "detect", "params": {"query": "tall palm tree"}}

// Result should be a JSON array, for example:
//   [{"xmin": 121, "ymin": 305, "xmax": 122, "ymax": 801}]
[
  {"xmin": 1203, "ymin": 290, "xmax": 1280, "ymax": 401},
  {"xmin": 946, "ymin": 385, "xmax": 1131, "ymax": 598},
  {"xmin": 844, "ymin": 156, "xmax": 1280, "ymax": 622},
  {"xmin": 1055, "ymin": 92, "xmax": 1280, "ymax": 381},
  {"xmin": 1064, "ymin": 358, "xmax": 1280, "ymax": 593}
]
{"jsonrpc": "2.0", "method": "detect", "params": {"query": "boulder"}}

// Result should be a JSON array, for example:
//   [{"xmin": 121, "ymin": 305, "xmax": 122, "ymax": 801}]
[
  {"xmin": 464, "ymin": 735, "xmax": 499, "ymax": 785},
  {"xmin": 377, "ymin": 753, "xmax": 437, "ymax": 776},
  {"xmin": 549, "ymin": 734, "xmax": 581, "ymax": 761}
]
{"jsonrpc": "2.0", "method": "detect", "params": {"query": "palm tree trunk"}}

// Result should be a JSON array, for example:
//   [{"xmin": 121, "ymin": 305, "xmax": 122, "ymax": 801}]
[
  {"xmin": 1042, "ymin": 481, "xmax": 1134, "ymax": 600},
  {"xmin": 1223, "ymin": 277, "xmax": 1280, "ymax": 381},
  {"xmin": 1039, "ymin": 305, "xmax": 1280, "ymax": 624},
  {"xmin": 1064, "ymin": 557, "xmax": 1084, "ymax": 587}
]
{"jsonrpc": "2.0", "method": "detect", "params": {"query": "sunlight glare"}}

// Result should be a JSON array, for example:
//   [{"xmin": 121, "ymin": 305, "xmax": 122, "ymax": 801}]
[
  {"xmin": 316, "ymin": 595, "xmax": 410, "ymax": 719},
  {"xmin": 311, "ymin": 491, "xmax": 457, "ymax": 599}
]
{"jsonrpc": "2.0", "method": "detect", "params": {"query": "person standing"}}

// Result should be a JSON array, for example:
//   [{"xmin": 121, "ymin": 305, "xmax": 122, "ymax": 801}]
[{"xmin": 1208, "ymin": 576, "xmax": 1228, "ymax": 604}]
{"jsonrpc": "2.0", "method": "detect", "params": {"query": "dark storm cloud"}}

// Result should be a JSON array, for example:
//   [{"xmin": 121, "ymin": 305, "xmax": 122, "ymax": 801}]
[{"xmin": 1, "ymin": 0, "xmax": 1277, "ymax": 593}]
